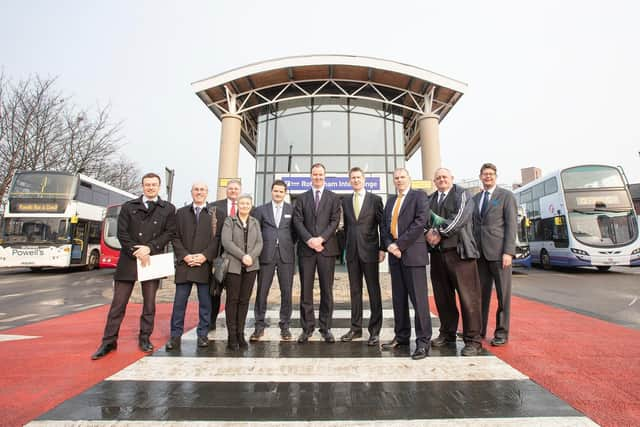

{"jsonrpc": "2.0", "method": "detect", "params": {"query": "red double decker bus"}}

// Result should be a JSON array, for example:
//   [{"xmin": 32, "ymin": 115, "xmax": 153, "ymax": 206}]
[{"xmin": 99, "ymin": 205, "xmax": 123, "ymax": 268}]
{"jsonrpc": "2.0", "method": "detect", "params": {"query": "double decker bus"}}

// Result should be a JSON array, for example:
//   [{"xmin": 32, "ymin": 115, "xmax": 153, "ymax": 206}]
[
  {"xmin": 514, "ymin": 164, "xmax": 640, "ymax": 270},
  {"xmin": 99, "ymin": 205, "xmax": 123, "ymax": 268},
  {"xmin": 513, "ymin": 205, "xmax": 532, "ymax": 269},
  {"xmin": 0, "ymin": 171, "xmax": 135, "ymax": 270}
]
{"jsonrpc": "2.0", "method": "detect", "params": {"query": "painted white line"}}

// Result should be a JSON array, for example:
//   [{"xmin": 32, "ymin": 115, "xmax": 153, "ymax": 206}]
[
  {"xmin": 26, "ymin": 418, "xmax": 599, "ymax": 427},
  {"xmin": 0, "ymin": 313, "xmax": 38, "ymax": 322},
  {"xmin": 218, "ymin": 308, "xmax": 436, "ymax": 320},
  {"xmin": 0, "ymin": 334, "xmax": 41, "ymax": 342},
  {"xmin": 108, "ymin": 355, "xmax": 527, "ymax": 383},
  {"xmin": 197, "ymin": 327, "xmax": 442, "ymax": 342}
]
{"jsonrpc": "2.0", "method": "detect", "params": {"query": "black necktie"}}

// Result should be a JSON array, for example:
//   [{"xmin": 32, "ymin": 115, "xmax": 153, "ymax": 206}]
[
  {"xmin": 314, "ymin": 190, "xmax": 320, "ymax": 210},
  {"xmin": 146, "ymin": 200, "xmax": 156, "ymax": 211},
  {"xmin": 438, "ymin": 192, "xmax": 445, "ymax": 206},
  {"xmin": 480, "ymin": 191, "xmax": 490, "ymax": 218}
]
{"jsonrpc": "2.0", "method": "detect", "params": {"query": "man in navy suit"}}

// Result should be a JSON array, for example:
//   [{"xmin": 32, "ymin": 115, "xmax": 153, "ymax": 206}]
[
  {"xmin": 251, "ymin": 180, "xmax": 297, "ymax": 341},
  {"xmin": 381, "ymin": 168, "xmax": 432, "ymax": 360},
  {"xmin": 340, "ymin": 167, "xmax": 385, "ymax": 346},
  {"xmin": 293, "ymin": 163, "xmax": 341, "ymax": 344}
]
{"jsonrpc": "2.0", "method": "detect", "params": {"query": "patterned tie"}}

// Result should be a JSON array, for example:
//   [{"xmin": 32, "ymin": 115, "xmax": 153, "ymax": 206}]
[
  {"xmin": 275, "ymin": 204, "xmax": 281, "ymax": 227},
  {"xmin": 480, "ymin": 191, "xmax": 490, "ymax": 218},
  {"xmin": 314, "ymin": 190, "xmax": 320, "ymax": 211},
  {"xmin": 390, "ymin": 192, "xmax": 404, "ymax": 240},
  {"xmin": 438, "ymin": 192, "xmax": 445, "ymax": 206},
  {"xmin": 195, "ymin": 206, "xmax": 202, "ymax": 223},
  {"xmin": 354, "ymin": 192, "xmax": 361, "ymax": 220},
  {"xmin": 230, "ymin": 201, "xmax": 237, "ymax": 217}
]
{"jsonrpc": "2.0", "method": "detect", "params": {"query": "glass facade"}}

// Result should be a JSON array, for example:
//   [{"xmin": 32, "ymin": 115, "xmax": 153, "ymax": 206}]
[{"xmin": 254, "ymin": 98, "xmax": 405, "ymax": 204}]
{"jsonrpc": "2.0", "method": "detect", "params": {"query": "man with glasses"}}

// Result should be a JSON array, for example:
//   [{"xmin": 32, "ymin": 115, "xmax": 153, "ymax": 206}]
[{"xmin": 472, "ymin": 163, "xmax": 517, "ymax": 346}]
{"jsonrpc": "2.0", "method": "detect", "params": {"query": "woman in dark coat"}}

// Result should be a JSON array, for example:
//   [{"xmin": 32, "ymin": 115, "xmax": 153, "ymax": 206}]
[{"xmin": 221, "ymin": 194, "xmax": 263, "ymax": 350}]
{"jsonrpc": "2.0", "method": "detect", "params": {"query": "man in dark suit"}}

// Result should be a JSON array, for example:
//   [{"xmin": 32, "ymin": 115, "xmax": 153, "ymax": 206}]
[
  {"xmin": 381, "ymin": 168, "xmax": 432, "ymax": 360},
  {"xmin": 340, "ymin": 167, "xmax": 384, "ymax": 346},
  {"xmin": 166, "ymin": 181, "xmax": 218, "ymax": 351},
  {"xmin": 207, "ymin": 179, "xmax": 242, "ymax": 330},
  {"xmin": 293, "ymin": 163, "xmax": 341, "ymax": 344},
  {"xmin": 251, "ymin": 179, "xmax": 297, "ymax": 341},
  {"xmin": 426, "ymin": 168, "xmax": 483, "ymax": 356},
  {"xmin": 472, "ymin": 163, "xmax": 517, "ymax": 346},
  {"xmin": 92, "ymin": 172, "xmax": 176, "ymax": 360}
]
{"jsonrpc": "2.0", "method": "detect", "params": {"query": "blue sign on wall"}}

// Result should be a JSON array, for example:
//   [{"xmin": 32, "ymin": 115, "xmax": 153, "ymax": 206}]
[{"xmin": 282, "ymin": 176, "xmax": 382, "ymax": 192}]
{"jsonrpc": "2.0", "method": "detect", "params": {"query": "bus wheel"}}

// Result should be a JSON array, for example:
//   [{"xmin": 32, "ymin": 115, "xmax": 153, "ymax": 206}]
[
  {"xmin": 540, "ymin": 250, "xmax": 552, "ymax": 270},
  {"xmin": 86, "ymin": 250, "xmax": 100, "ymax": 271},
  {"xmin": 596, "ymin": 266, "xmax": 611, "ymax": 272}
]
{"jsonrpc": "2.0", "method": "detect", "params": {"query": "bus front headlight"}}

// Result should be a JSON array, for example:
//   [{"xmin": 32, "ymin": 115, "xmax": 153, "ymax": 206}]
[
  {"xmin": 631, "ymin": 247, "xmax": 640, "ymax": 256},
  {"xmin": 571, "ymin": 248, "xmax": 589, "ymax": 256}
]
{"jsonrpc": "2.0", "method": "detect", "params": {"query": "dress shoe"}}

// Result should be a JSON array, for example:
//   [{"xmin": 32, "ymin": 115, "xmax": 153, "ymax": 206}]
[
  {"xmin": 491, "ymin": 337, "xmax": 508, "ymax": 346},
  {"xmin": 431, "ymin": 334, "xmax": 456, "ymax": 347},
  {"xmin": 139, "ymin": 337, "xmax": 154, "ymax": 353},
  {"xmin": 367, "ymin": 335, "xmax": 380, "ymax": 346},
  {"xmin": 227, "ymin": 341, "xmax": 240, "ymax": 351},
  {"xmin": 340, "ymin": 330, "xmax": 362, "ymax": 342},
  {"xmin": 281, "ymin": 328, "xmax": 292, "ymax": 341},
  {"xmin": 381, "ymin": 337, "xmax": 410, "ymax": 350},
  {"xmin": 250, "ymin": 329, "xmax": 264, "ymax": 342},
  {"xmin": 321, "ymin": 330, "xmax": 335, "ymax": 343},
  {"xmin": 297, "ymin": 330, "xmax": 312, "ymax": 343},
  {"xmin": 91, "ymin": 342, "xmax": 117, "ymax": 360},
  {"xmin": 165, "ymin": 336, "xmax": 181, "ymax": 351},
  {"xmin": 461, "ymin": 343, "xmax": 482, "ymax": 356},
  {"xmin": 238, "ymin": 334, "xmax": 248, "ymax": 349},
  {"xmin": 411, "ymin": 345, "xmax": 430, "ymax": 360},
  {"xmin": 197, "ymin": 336, "xmax": 209, "ymax": 348}
]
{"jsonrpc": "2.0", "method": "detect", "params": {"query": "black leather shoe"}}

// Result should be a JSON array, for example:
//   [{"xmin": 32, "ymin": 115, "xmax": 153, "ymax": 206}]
[
  {"xmin": 297, "ymin": 330, "xmax": 312, "ymax": 343},
  {"xmin": 381, "ymin": 337, "xmax": 410, "ymax": 350},
  {"xmin": 139, "ymin": 337, "xmax": 154, "ymax": 353},
  {"xmin": 367, "ymin": 335, "xmax": 380, "ymax": 346},
  {"xmin": 238, "ymin": 335, "xmax": 248, "ymax": 349},
  {"xmin": 411, "ymin": 345, "xmax": 430, "ymax": 360},
  {"xmin": 491, "ymin": 337, "xmax": 508, "ymax": 346},
  {"xmin": 340, "ymin": 330, "xmax": 362, "ymax": 342},
  {"xmin": 281, "ymin": 328, "xmax": 292, "ymax": 341},
  {"xmin": 250, "ymin": 329, "xmax": 264, "ymax": 342},
  {"xmin": 197, "ymin": 336, "xmax": 209, "ymax": 348},
  {"xmin": 165, "ymin": 336, "xmax": 181, "ymax": 351},
  {"xmin": 431, "ymin": 334, "xmax": 456, "ymax": 347},
  {"xmin": 461, "ymin": 343, "xmax": 482, "ymax": 356},
  {"xmin": 321, "ymin": 330, "xmax": 335, "ymax": 343},
  {"xmin": 91, "ymin": 342, "xmax": 117, "ymax": 360}
]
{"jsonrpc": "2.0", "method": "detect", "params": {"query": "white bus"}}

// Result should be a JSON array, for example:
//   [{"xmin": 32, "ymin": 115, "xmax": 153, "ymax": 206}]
[
  {"xmin": 0, "ymin": 171, "xmax": 135, "ymax": 270},
  {"xmin": 514, "ymin": 164, "xmax": 640, "ymax": 271}
]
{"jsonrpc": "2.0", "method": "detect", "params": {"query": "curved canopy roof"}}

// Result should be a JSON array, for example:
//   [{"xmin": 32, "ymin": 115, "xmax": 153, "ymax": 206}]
[{"xmin": 192, "ymin": 55, "xmax": 467, "ymax": 157}]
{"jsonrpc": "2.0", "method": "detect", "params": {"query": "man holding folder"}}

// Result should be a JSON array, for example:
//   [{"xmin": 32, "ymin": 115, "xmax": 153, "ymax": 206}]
[{"xmin": 91, "ymin": 172, "xmax": 176, "ymax": 360}]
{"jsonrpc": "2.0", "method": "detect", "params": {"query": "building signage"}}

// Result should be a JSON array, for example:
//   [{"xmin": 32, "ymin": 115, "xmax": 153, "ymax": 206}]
[{"xmin": 281, "ymin": 176, "xmax": 382, "ymax": 193}]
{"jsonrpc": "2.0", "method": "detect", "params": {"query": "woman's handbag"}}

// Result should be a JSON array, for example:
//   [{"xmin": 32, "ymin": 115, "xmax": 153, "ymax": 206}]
[{"xmin": 207, "ymin": 205, "xmax": 227, "ymax": 297}]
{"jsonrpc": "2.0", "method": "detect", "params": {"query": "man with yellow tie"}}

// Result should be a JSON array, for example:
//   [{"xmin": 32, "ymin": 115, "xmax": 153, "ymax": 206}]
[
  {"xmin": 380, "ymin": 168, "xmax": 432, "ymax": 360},
  {"xmin": 340, "ymin": 167, "xmax": 385, "ymax": 346}
]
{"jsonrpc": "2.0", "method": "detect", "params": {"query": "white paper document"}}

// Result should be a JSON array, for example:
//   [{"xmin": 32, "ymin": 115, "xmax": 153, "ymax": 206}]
[{"xmin": 136, "ymin": 252, "xmax": 175, "ymax": 282}]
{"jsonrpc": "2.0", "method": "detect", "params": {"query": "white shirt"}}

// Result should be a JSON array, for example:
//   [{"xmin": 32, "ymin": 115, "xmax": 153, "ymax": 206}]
[
  {"xmin": 193, "ymin": 202, "xmax": 206, "ymax": 214},
  {"xmin": 272, "ymin": 202, "xmax": 284, "ymax": 225},
  {"xmin": 437, "ymin": 190, "xmax": 450, "ymax": 204},
  {"xmin": 227, "ymin": 198, "xmax": 237, "ymax": 216},
  {"xmin": 143, "ymin": 197, "xmax": 158, "ymax": 209},
  {"xmin": 478, "ymin": 186, "xmax": 496, "ymax": 213}
]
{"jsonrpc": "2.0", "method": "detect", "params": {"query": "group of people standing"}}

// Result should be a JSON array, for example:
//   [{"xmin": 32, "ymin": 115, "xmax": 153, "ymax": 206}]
[{"xmin": 91, "ymin": 162, "xmax": 516, "ymax": 362}]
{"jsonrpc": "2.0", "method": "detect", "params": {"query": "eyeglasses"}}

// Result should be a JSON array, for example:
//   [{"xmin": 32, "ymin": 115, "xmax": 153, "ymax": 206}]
[{"xmin": 481, "ymin": 172, "xmax": 496, "ymax": 177}]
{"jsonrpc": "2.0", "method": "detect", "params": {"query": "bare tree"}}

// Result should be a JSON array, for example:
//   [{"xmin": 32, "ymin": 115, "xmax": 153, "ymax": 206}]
[{"xmin": 0, "ymin": 73, "xmax": 140, "ymax": 200}]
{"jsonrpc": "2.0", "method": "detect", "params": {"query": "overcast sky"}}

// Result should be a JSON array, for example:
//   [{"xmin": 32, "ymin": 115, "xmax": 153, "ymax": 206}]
[{"xmin": 2, "ymin": 0, "xmax": 638, "ymax": 204}]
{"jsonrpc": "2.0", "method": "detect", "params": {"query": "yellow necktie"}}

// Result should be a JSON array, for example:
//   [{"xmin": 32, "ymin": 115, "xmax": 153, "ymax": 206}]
[
  {"xmin": 354, "ymin": 192, "xmax": 361, "ymax": 220},
  {"xmin": 390, "ymin": 192, "xmax": 404, "ymax": 240}
]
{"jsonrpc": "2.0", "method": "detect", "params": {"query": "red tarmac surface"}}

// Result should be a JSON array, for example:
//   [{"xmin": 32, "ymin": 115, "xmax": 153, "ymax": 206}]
[{"xmin": 0, "ymin": 296, "xmax": 638, "ymax": 426}]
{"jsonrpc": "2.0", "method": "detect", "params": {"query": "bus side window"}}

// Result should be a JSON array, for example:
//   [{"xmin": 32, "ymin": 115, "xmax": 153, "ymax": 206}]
[{"xmin": 553, "ymin": 215, "xmax": 569, "ymax": 248}]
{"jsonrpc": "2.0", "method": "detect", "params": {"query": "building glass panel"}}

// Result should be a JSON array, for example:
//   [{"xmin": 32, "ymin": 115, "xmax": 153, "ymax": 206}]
[
  {"xmin": 275, "ymin": 112, "xmax": 311, "ymax": 155},
  {"xmin": 313, "ymin": 110, "xmax": 348, "ymax": 154},
  {"xmin": 350, "ymin": 156, "xmax": 386, "ymax": 173},
  {"xmin": 350, "ymin": 111, "xmax": 386, "ymax": 155},
  {"xmin": 313, "ymin": 156, "xmax": 349, "ymax": 173}
]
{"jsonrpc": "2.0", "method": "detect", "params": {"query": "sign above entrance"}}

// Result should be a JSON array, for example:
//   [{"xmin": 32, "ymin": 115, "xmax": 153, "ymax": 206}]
[{"xmin": 280, "ymin": 176, "xmax": 382, "ymax": 194}]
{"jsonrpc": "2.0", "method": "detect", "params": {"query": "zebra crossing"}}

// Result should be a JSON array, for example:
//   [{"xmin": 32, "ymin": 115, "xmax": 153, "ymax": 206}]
[{"xmin": 29, "ymin": 306, "xmax": 597, "ymax": 426}]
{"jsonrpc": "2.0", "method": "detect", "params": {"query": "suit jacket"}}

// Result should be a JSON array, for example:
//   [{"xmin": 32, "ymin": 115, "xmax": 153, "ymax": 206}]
[
  {"xmin": 472, "ymin": 186, "xmax": 518, "ymax": 261},
  {"xmin": 293, "ymin": 188, "xmax": 341, "ymax": 257},
  {"xmin": 381, "ymin": 189, "xmax": 430, "ymax": 267},
  {"xmin": 427, "ymin": 184, "xmax": 479, "ymax": 260},
  {"xmin": 114, "ymin": 196, "xmax": 176, "ymax": 281},
  {"xmin": 221, "ymin": 216, "xmax": 263, "ymax": 274},
  {"xmin": 253, "ymin": 201, "xmax": 297, "ymax": 264},
  {"xmin": 172, "ymin": 204, "xmax": 218, "ymax": 284},
  {"xmin": 342, "ymin": 192, "xmax": 383, "ymax": 263}
]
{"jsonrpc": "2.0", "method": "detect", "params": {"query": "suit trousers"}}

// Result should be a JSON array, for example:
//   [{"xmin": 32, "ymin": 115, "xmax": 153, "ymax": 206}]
[
  {"xmin": 346, "ymin": 252, "xmax": 383, "ymax": 337},
  {"xmin": 298, "ymin": 253, "xmax": 335, "ymax": 333},
  {"xmin": 254, "ymin": 246, "xmax": 294, "ymax": 330},
  {"xmin": 170, "ymin": 282, "xmax": 212, "ymax": 338},
  {"xmin": 430, "ymin": 250, "xmax": 482, "ymax": 346},
  {"xmin": 102, "ymin": 279, "xmax": 159, "ymax": 345},
  {"xmin": 478, "ymin": 255, "xmax": 512, "ymax": 339},
  {"xmin": 224, "ymin": 271, "xmax": 257, "ymax": 343},
  {"xmin": 210, "ymin": 293, "xmax": 221, "ymax": 328},
  {"xmin": 388, "ymin": 262, "xmax": 432, "ymax": 346}
]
